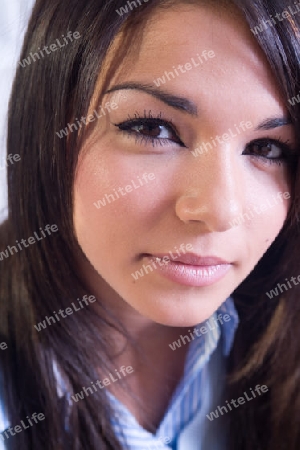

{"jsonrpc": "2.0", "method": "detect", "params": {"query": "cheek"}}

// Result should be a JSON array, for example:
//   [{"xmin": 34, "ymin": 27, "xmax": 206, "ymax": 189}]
[
  {"xmin": 243, "ymin": 192, "xmax": 290, "ymax": 264},
  {"xmin": 73, "ymin": 155, "xmax": 159, "ymax": 264},
  {"xmin": 228, "ymin": 160, "xmax": 292, "ymax": 274}
]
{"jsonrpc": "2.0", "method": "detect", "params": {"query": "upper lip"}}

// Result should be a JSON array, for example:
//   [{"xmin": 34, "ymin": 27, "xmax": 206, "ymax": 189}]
[{"xmin": 148, "ymin": 253, "xmax": 231, "ymax": 266}]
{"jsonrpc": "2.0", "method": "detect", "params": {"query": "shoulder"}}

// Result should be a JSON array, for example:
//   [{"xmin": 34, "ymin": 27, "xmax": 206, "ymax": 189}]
[
  {"xmin": 0, "ymin": 368, "xmax": 9, "ymax": 437},
  {"xmin": 0, "ymin": 395, "xmax": 9, "ymax": 449},
  {"xmin": 0, "ymin": 368, "xmax": 9, "ymax": 449},
  {"xmin": 0, "ymin": 399, "xmax": 8, "ymax": 433},
  {"xmin": 0, "ymin": 386, "xmax": 9, "ymax": 432}
]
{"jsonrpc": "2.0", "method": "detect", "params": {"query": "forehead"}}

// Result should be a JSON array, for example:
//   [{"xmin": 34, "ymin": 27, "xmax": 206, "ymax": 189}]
[{"xmin": 104, "ymin": 3, "xmax": 285, "ymax": 115}]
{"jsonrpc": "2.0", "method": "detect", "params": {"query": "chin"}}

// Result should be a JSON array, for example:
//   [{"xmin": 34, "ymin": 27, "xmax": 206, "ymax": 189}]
[{"xmin": 130, "ymin": 293, "xmax": 227, "ymax": 328}]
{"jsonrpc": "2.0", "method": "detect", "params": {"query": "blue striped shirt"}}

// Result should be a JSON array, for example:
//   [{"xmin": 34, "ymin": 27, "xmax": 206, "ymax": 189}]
[
  {"xmin": 0, "ymin": 297, "xmax": 238, "ymax": 449},
  {"xmin": 109, "ymin": 297, "xmax": 238, "ymax": 449}
]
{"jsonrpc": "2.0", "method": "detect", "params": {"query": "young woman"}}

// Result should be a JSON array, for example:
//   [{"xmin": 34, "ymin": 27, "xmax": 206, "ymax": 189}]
[{"xmin": 0, "ymin": 0, "xmax": 300, "ymax": 448}]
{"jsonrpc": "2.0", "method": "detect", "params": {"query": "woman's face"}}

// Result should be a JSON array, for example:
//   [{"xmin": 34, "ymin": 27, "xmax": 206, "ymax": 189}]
[{"xmin": 73, "ymin": 4, "xmax": 295, "ymax": 327}]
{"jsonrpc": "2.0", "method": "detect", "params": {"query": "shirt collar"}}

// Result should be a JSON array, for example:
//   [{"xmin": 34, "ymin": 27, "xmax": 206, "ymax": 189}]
[
  {"xmin": 217, "ymin": 295, "xmax": 239, "ymax": 356},
  {"xmin": 109, "ymin": 297, "xmax": 239, "ymax": 449}
]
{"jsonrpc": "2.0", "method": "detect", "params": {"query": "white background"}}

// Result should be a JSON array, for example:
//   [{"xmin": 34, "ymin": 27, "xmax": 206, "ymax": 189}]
[{"xmin": 0, "ymin": 0, "xmax": 35, "ymax": 223}]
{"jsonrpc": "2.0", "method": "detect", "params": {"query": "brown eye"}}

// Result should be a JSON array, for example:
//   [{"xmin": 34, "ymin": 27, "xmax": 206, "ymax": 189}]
[
  {"xmin": 115, "ymin": 117, "xmax": 185, "ymax": 147},
  {"xmin": 132, "ymin": 123, "xmax": 171, "ymax": 139},
  {"xmin": 249, "ymin": 141, "xmax": 282, "ymax": 159},
  {"xmin": 242, "ymin": 138, "xmax": 296, "ymax": 167}
]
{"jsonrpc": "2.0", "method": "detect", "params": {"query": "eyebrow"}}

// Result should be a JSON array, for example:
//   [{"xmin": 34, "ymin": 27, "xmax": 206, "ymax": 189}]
[
  {"xmin": 105, "ymin": 83, "xmax": 292, "ymax": 130},
  {"xmin": 105, "ymin": 82, "xmax": 198, "ymax": 116},
  {"xmin": 255, "ymin": 117, "xmax": 292, "ymax": 130}
]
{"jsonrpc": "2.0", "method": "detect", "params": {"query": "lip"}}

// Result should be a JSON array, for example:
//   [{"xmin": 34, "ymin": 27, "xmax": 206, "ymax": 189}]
[
  {"xmin": 144, "ymin": 253, "xmax": 232, "ymax": 287},
  {"xmin": 149, "ymin": 253, "xmax": 230, "ymax": 266}
]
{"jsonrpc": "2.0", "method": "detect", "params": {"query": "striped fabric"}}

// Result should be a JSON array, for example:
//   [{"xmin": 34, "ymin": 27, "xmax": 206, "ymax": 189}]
[
  {"xmin": 109, "ymin": 297, "xmax": 239, "ymax": 450},
  {"xmin": 0, "ymin": 297, "xmax": 238, "ymax": 450}
]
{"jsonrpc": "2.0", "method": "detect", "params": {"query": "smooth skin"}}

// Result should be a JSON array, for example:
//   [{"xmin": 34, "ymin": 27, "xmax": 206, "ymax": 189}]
[{"xmin": 73, "ymin": 3, "xmax": 295, "ymax": 429}]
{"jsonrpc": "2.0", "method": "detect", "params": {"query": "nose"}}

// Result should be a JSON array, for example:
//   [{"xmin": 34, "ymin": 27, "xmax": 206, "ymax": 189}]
[{"xmin": 175, "ymin": 145, "xmax": 244, "ymax": 232}]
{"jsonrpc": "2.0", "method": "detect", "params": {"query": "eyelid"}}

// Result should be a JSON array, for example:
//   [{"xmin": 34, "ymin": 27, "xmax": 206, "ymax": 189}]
[
  {"xmin": 242, "ymin": 136, "xmax": 298, "ymax": 168},
  {"xmin": 114, "ymin": 116, "xmax": 179, "ymax": 135},
  {"xmin": 113, "ymin": 113, "xmax": 186, "ymax": 147},
  {"xmin": 245, "ymin": 137, "xmax": 297, "ymax": 156}
]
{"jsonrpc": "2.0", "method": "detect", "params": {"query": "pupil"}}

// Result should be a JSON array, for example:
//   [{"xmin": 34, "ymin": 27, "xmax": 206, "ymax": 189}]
[
  {"xmin": 261, "ymin": 144, "xmax": 271, "ymax": 156},
  {"xmin": 139, "ymin": 124, "xmax": 161, "ymax": 137},
  {"xmin": 253, "ymin": 143, "xmax": 271, "ymax": 156}
]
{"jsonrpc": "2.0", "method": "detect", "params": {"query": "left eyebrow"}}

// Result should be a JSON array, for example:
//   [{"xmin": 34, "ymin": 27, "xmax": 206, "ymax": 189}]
[
  {"xmin": 105, "ymin": 84, "xmax": 292, "ymax": 130},
  {"xmin": 105, "ymin": 82, "xmax": 198, "ymax": 117},
  {"xmin": 255, "ymin": 117, "xmax": 292, "ymax": 130}
]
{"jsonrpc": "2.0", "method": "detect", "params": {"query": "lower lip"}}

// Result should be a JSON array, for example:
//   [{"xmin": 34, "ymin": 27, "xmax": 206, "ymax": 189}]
[{"xmin": 147, "ymin": 258, "xmax": 231, "ymax": 287}]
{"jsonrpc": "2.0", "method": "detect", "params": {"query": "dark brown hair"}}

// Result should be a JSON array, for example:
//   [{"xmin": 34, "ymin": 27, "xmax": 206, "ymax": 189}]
[{"xmin": 0, "ymin": 0, "xmax": 300, "ymax": 448}]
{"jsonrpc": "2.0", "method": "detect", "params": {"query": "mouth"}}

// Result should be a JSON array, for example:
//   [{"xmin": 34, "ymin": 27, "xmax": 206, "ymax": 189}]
[
  {"xmin": 142, "ymin": 253, "xmax": 232, "ymax": 287},
  {"xmin": 149, "ymin": 253, "xmax": 230, "ymax": 266}
]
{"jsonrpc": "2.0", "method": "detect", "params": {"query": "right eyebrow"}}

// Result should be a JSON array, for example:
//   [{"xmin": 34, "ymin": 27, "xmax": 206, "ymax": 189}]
[
  {"xmin": 105, "ymin": 82, "xmax": 199, "ymax": 117},
  {"xmin": 255, "ymin": 117, "xmax": 292, "ymax": 130}
]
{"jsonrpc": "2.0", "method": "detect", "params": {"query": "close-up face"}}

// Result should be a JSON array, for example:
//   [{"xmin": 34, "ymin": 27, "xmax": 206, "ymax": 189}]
[{"xmin": 73, "ymin": 3, "xmax": 295, "ymax": 328}]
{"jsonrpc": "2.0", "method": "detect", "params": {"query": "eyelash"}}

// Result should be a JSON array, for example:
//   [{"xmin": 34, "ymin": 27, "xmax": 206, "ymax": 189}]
[
  {"xmin": 243, "ymin": 138, "xmax": 295, "ymax": 167},
  {"xmin": 113, "ymin": 110, "xmax": 296, "ymax": 166},
  {"xmin": 113, "ymin": 110, "xmax": 185, "ymax": 147}
]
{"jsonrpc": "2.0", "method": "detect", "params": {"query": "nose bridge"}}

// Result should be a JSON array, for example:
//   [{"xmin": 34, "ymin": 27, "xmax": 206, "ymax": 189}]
[
  {"xmin": 193, "ymin": 143, "xmax": 238, "ymax": 194},
  {"xmin": 213, "ymin": 146, "xmax": 240, "ymax": 210},
  {"xmin": 176, "ymin": 144, "xmax": 243, "ymax": 229}
]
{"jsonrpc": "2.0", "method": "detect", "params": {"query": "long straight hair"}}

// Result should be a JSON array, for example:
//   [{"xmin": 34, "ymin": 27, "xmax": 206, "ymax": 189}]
[{"xmin": 0, "ymin": 0, "xmax": 300, "ymax": 448}]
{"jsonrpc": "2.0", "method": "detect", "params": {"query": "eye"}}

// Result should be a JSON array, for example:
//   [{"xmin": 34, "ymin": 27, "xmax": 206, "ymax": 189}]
[
  {"xmin": 247, "ymin": 140, "xmax": 282, "ymax": 158},
  {"xmin": 113, "ymin": 113, "xmax": 185, "ymax": 147},
  {"xmin": 131, "ymin": 122, "xmax": 174, "ymax": 139},
  {"xmin": 243, "ymin": 138, "xmax": 296, "ymax": 166}
]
